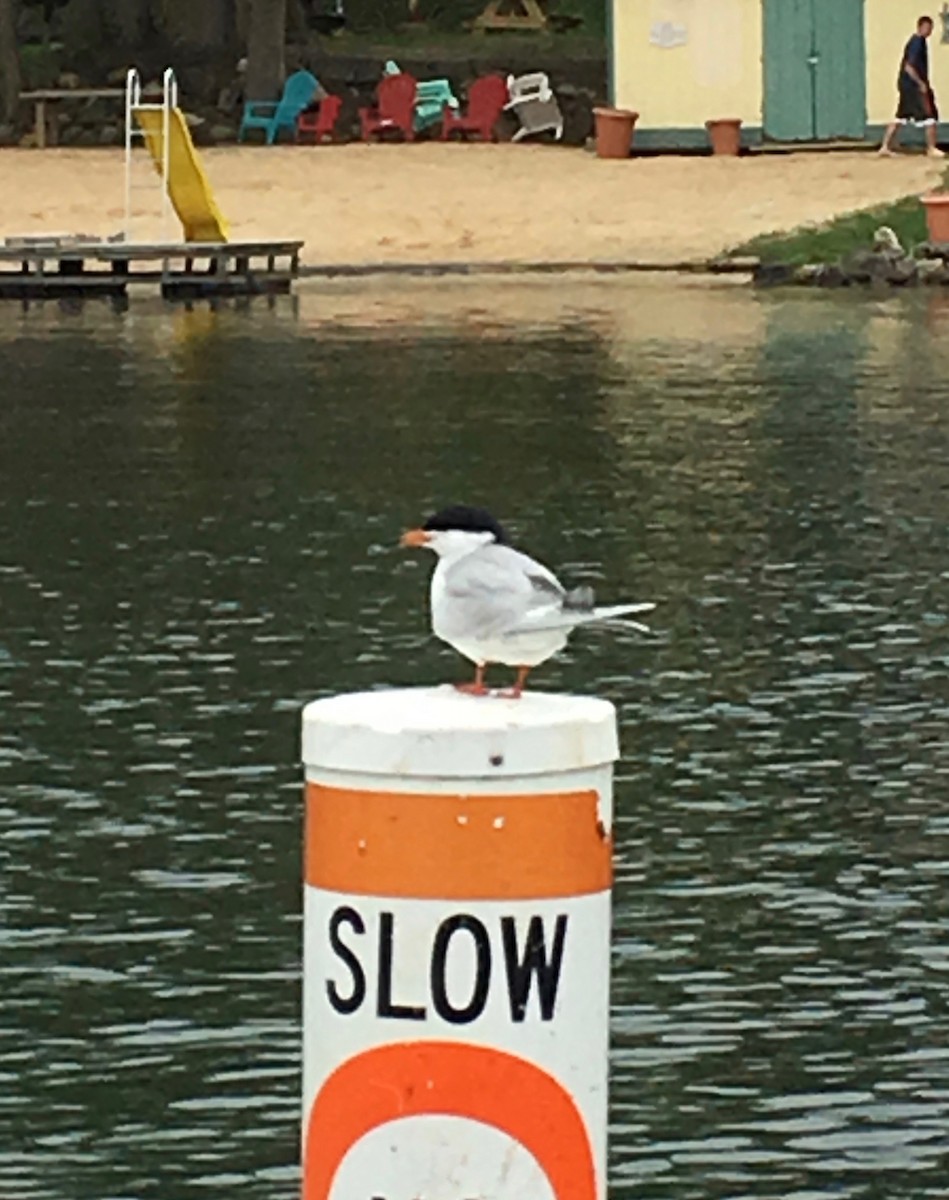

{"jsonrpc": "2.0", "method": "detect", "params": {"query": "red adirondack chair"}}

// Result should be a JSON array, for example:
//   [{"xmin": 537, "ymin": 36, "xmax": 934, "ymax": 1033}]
[
  {"xmin": 441, "ymin": 74, "xmax": 509, "ymax": 142},
  {"xmin": 296, "ymin": 94, "xmax": 343, "ymax": 144},
  {"xmin": 360, "ymin": 73, "xmax": 417, "ymax": 142}
]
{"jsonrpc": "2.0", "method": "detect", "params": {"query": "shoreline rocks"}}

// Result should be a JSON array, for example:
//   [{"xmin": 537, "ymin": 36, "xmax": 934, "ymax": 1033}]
[{"xmin": 752, "ymin": 227, "xmax": 949, "ymax": 288}]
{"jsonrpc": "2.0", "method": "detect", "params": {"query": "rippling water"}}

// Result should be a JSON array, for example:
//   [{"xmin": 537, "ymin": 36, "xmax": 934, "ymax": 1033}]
[{"xmin": 1, "ymin": 280, "xmax": 948, "ymax": 1199}]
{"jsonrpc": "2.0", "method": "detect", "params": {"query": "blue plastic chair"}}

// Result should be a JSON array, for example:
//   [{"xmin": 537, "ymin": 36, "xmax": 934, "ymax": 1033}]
[{"xmin": 239, "ymin": 70, "xmax": 318, "ymax": 145}]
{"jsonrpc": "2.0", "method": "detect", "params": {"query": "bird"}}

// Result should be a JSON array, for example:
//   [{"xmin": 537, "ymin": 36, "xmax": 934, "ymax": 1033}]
[{"xmin": 400, "ymin": 504, "xmax": 655, "ymax": 698}]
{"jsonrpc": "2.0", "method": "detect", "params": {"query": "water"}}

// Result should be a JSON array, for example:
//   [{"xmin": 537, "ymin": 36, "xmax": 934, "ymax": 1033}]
[{"xmin": 0, "ymin": 278, "xmax": 947, "ymax": 1200}]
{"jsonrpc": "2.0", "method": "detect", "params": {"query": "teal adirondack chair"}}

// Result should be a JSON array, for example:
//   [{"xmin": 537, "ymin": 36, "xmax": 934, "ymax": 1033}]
[
  {"xmin": 239, "ymin": 70, "xmax": 318, "ymax": 144},
  {"xmin": 414, "ymin": 79, "xmax": 458, "ymax": 132},
  {"xmin": 383, "ymin": 60, "xmax": 458, "ymax": 134}
]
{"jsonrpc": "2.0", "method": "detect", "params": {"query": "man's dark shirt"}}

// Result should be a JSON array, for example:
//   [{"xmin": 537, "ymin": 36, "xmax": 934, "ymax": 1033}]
[{"xmin": 900, "ymin": 33, "xmax": 930, "ymax": 86}]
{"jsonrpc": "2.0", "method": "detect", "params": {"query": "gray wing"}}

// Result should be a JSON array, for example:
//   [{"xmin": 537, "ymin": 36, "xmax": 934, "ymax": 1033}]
[{"xmin": 441, "ymin": 543, "xmax": 565, "ymax": 640}]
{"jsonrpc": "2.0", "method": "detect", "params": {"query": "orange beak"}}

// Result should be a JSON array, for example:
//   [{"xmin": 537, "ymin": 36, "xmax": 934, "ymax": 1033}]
[{"xmin": 400, "ymin": 527, "xmax": 431, "ymax": 548}]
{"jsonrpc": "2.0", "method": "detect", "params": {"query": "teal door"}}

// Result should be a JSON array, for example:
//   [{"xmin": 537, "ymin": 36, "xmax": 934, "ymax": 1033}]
[{"xmin": 763, "ymin": 0, "xmax": 866, "ymax": 141}]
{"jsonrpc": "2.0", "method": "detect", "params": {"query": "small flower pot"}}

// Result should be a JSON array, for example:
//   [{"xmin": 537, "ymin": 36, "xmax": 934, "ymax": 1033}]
[
  {"xmin": 593, "ymin": 107, "xmax": 638, "ymax": 159},
  {"xmin": 922, "ymin": 192, "xmax": 949, "ymax": 243},
  {"xmin": 706, "ymin": 118, "xmax": 742, "ymax": 156}
]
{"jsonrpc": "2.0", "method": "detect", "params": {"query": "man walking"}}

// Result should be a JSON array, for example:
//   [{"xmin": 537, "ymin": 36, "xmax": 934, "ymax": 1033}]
[{"xmin": 880, "ymin": 15, "xmax": 945, "ymax": 158}]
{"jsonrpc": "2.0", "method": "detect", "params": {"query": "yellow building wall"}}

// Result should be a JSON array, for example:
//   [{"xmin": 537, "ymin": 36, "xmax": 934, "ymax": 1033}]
[
  {"xmin": 865, "ymin": 2, "xmax": 949, "ymax": 126},
  {"xmin": 613, "ymin": 0, "xmax": 763, "ymax": 128}
]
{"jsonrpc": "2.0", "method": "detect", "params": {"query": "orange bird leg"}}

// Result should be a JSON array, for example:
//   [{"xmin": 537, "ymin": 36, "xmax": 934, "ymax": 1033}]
[
  {"xmin": 498, "ymin": 665, "xmax": 530, "ymax": 699},
  {"xmin": 454, "ymin": 663, "xmax": 489, "ymax": 696}
]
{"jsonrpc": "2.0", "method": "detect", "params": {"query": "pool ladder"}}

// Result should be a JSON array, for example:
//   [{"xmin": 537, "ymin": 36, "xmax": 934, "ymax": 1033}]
[{"xmin": 124, "ymin": 67, "xmax": 177, "ymax": 242}]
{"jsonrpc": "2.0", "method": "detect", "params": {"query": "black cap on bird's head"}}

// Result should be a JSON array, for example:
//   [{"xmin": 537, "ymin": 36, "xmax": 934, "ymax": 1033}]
[
  {"xmin": 400, "ymin": 504, "xmax": 508, "ymax": 550},
  {"xmin": 422, "ymin": 505, "xmax": 508, "ymax": 543}
]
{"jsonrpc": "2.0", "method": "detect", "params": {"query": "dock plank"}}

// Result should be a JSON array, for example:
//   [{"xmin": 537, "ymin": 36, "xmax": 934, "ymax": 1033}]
[
  {"xmin": 0, "ymin": 240, "xmax": 303, "ymax": 263},
  {"xmin": 0, "ymin": 239, "xmax": 304, "ymax": 298}
]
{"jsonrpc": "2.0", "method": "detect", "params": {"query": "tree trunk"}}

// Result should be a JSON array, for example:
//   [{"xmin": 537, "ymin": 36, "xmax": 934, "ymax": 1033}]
[
  {"xmin": 0, "ymin": 0, "xmax": 20, "ymax": 125},
  {"xmin": 245, "ymin": 0, "xmax": 285, "ymax": 101}
]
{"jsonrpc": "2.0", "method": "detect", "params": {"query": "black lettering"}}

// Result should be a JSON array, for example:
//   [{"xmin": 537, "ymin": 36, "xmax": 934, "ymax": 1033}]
[
  {"xmin": 430, "ymin": 915, "xmax": 491, "ymax": 1025},
  {"xmin": 326, "ymin": 906, "xmax": 366, "ymax": 1015},
  {"xmin": 377, "ymin": 912, "xmax": 426, "ymax": 1020},
  {"xmin": 501, "ymin": 915, "xmax": 568, "ymax": 1022}
]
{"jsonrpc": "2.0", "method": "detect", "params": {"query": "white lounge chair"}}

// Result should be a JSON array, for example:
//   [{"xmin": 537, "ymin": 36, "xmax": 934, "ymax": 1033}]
[{"xmin": 504, "ymin": 71, "xmax": 563, "ymax": 142}]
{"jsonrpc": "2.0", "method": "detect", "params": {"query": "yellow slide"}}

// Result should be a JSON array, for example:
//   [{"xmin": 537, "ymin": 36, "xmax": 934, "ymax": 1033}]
[{"xmin": 134, "ymin": 107, "xmax": 229, "ymax": 242}]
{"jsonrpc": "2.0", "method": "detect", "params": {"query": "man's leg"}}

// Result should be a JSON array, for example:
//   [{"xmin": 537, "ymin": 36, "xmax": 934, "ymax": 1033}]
[
  {"xmin": 926, "ymin": 121, "xmax": 945, "ymax": 157},
  {"xmin": 879, "ymin": 121, "xmax": 900, "ymax": 155}
]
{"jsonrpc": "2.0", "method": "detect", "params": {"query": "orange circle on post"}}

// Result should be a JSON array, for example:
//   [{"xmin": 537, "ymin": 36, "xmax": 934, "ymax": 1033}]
[{"xmin": 303, "ymin": 1041, "xmax": 597, "ymax": 1200}]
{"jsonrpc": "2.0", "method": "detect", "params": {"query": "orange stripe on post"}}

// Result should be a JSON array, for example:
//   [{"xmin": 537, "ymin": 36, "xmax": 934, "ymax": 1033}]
[{"xmin": 304, "ymin": 783, "xmax": 612, "ymax": 899}]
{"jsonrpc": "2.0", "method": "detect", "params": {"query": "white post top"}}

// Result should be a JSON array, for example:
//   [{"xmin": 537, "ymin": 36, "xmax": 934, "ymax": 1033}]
[{"xmin": 301, "ymin": 686, "xmax": 618, "ymax": 780}]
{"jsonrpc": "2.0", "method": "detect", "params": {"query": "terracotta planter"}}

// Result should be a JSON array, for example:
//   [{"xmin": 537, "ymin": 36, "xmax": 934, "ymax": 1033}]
[
  {"xmin": 593, "ymin": 107, "xmax": 638, "ymax": 159},
  {"xmin": 922, "ymin": 192, "xmax": 949, "ymax": 243},
  {"xmin": 706, "ymin": 118, "xmax": 742, "ymax": 156}
]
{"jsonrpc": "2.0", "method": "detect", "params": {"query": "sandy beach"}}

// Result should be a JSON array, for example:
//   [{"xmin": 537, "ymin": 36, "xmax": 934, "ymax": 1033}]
[{"xmin": 0, "ymin": 144, "xmax": 942, "ymax": 266}]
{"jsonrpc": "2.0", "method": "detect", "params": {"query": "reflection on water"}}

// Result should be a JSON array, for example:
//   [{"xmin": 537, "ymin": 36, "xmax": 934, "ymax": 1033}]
[{"xmin": 1, "ymin": 279, "xmax": 948, "ymax": 1200}]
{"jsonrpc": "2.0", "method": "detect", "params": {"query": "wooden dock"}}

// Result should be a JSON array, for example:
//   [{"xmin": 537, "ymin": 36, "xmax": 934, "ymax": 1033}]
[{"xmin": 0, "ymin": 238, "xmax": 304, "ymax": 300}]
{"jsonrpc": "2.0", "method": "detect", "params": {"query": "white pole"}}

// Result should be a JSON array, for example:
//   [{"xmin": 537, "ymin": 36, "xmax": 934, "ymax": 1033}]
[
  {"xmin": 300, "ymin": 686, "xmax": 617, "ymax": 1200},
  {"xmin": 123, "ymin": 68, "xmax": 139, "ymax": 240},
  {"xmin": 161, "ymin": 67, "xmax": 175, "ymax": 239}
]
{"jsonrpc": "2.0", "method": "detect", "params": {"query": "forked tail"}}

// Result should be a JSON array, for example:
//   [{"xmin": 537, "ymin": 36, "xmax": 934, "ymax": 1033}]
[{"xmin": 505, "ymin": 601, "xmax": 656, "ymax": 637}]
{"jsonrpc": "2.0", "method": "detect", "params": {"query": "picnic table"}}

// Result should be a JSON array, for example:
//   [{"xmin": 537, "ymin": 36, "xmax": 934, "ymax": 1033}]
[
  {"xmin": 18, "ymin": 88, "xmax": 125, "ymax": 148},
  {"xmin": 474, "ymin": 0, "xmax": 548, "ymax": 31}
]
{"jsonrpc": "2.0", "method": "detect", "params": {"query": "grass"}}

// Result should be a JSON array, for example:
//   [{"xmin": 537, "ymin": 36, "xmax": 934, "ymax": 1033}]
[
  {"xmin": 731, "ymin": 196, "xmax": 930, "ymax": 266},
  {"xmin": 733, "ymin": 162, "xmax": 949, "ymax": 266}
]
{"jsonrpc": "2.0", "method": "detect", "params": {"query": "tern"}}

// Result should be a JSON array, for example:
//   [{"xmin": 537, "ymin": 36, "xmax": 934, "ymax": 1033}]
[{"xmin": 400, "ymin": 504, "xmax": 655, "ymax": 697}]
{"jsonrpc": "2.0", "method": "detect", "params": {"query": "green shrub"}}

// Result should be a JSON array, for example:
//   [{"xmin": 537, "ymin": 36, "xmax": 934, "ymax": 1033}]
[{"xmin": 19, "ymin": 43, "xmax": 62, "ymax": 89}]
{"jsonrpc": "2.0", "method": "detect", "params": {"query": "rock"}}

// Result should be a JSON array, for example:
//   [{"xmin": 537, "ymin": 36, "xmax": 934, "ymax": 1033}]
[
  {"xmin": 753, "ymin": 262, "xmax": 795, "ymax": 286},
  {"xmin": 57, "ymin": 72, "xmax": 82, "ymax": 90},
  {"xmin": 885, "ymin": 258, "xmax": 918, "ymax": 286},
  {"xmin": 74, "ymin": 128, "xmax": 98, "ymax": 147},
  {"xmin": 843, "ymin": 249, "xmax": 918, "ymax": 285},
  {"xmin": 0, "ymin": 123, "xmax": 16, "ymax": 146},
  {"xmin": 19, "ymin": 131, "xmax": 38, "ymax": 149},
  {"xmin": 842, "ymin": 249, "xmax": 876, "ymax": 281},
  {"xmin": 816, "ymin": 264, "xmax": 849, "ymax": 288},
  {"xmin": 209, "ymin": 123, "xmax": 236, "ymax": 144},
  {"xmin": 794, "ymin": 263, "xmax": 824, "ymax": 284},
  {"xmin": 844, "ymin": 249, "xmax": 894, "ymax": 283},
  {"xmin": 98, "ymin": 124, "xmax": 120, "ymax": 146},
  {"xmin": 918, "ymin": 258, "xmax": 949, "ymax": 284},
  {"xmin": 915, "ymin": 239, "xmax": 949, "ymax": 261},
  {"xmin": 873, "ymin": 225, "xmax": 903, "ymax": 255}
]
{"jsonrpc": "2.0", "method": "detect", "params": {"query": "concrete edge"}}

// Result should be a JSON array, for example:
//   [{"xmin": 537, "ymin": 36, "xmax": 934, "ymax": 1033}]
[
  {"xmin": 297, "ymin": 258, "xmax": 759, "ymax": 281},
  {"xmin": 631, "ymin": 122, "xmax": 949, "ymax": 151}
]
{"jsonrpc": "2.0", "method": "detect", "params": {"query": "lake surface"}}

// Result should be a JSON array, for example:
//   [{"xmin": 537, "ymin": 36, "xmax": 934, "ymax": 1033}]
[{"xmin": 1, "ymin": 278, "xmax": 947, "ymax": 1200}]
